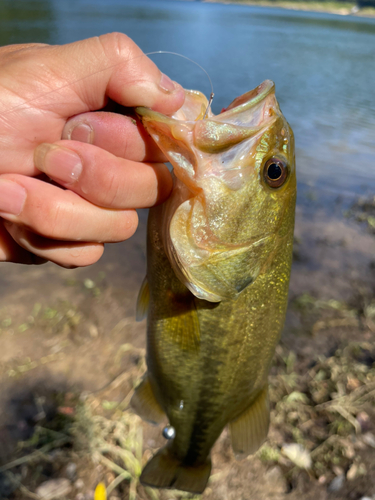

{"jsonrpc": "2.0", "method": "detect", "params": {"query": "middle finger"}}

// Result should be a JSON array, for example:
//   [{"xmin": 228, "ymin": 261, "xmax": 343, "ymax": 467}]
[{"xmin": 34, "ymin": 139, "xmax": 173, "ymax": 209}]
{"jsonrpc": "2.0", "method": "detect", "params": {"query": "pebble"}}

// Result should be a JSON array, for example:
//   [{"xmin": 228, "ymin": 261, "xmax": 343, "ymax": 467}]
[
  {"xmin": 363, "ymin": 432, "xmax": 375, "ymax": 449},
  {"xmin": 357, "ymin": 411, "xmax": 371, "ymax": 432},
  {"xmin": 346, "ymin": 463, "xmax": 358, "ymax": 481},
  {"xmin": 328, "ymin": 474, "xmax": 345, "ymax": 493},
  {"xmin": 66, "ymin": 462, "xmax": 77, "ymax": 481},
  {"xmin": 264, "ymin": 466, "xmax": 288, "ymax": 494},
  {"xmin": 75, "ymin": 479, "xmax": 84, "ymax": 490},
  {"xmin": 36, "ymin": 478, "xmax": 72, "ymax": 500}
]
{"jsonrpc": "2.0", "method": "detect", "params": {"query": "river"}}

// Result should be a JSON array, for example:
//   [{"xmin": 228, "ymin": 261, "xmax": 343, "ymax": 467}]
[{"xmin": 1, "ymin": 0, "xmax": 375, "ymax": 203}]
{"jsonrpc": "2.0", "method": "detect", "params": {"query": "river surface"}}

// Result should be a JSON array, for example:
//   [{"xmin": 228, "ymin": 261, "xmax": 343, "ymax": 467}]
[
  {"xmin": 1, "ymin": 0, "xmax": 375, "ymax": 204},
  {"xmin": 1, "ymin": 0, "xmax": 375, "ymax": 297}
]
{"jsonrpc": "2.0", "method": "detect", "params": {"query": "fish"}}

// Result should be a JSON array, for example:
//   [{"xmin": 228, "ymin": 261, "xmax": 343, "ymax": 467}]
[{"xmin": 132, "ymin": 79, "xmax": 296, "ymax": 494}]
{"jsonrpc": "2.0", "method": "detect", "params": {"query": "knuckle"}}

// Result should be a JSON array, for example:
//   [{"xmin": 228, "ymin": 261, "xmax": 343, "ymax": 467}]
[
  {"xmin": 115, "ymin": 210, "xmax": 138, "ymax": 241},
  {"xmin": 36, "ymin": 192, "xmax": 77, "ymax": 239},
  {"xmin": 98, "ymin": 32, "xmax": 136, "ymax": 60}
]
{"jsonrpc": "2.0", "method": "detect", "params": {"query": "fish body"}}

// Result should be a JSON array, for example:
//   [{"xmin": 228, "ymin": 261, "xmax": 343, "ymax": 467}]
[{"xmin": 132, "ymin": 81, "xmax": 296, "ymax": 493}]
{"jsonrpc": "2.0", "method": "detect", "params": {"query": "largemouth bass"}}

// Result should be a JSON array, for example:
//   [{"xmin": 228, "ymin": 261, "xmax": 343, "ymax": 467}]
[{"xmin": 132, "ymin": 80, "xmax": 296, "ymax": 494}]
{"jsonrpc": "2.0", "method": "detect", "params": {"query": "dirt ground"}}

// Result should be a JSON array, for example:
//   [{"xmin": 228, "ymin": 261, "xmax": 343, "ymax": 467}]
[{"xmin": 1, "ymin": 198, "xmax": 375, "ymax": 500}]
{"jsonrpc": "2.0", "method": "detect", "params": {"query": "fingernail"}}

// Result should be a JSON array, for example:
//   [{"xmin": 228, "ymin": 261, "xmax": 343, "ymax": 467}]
[
  {"xmin": 34, "ymin": 143, "xmax": 82, "ymax": 184},
  {"xmin": 159, "ymin": 73, "xmax": 177, "ymax": 93},
  {"xmin": 0, "ymin": 179, "xmax": 26, "ymax": 215},
  {"xmin": 67, "ymin": 122, "xmax": 94, "ymax": 143}
]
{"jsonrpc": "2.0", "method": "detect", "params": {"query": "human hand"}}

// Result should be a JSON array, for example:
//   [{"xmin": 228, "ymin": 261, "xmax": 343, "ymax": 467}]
[{"xmin": 0, "ymin": 33, "xmax": 184, "ymax": 267}]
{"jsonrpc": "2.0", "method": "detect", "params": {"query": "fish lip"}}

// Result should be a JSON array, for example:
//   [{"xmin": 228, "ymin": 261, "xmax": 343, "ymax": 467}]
[
  {"xmin": 136, "ymin": 79, "xmax": 275, "ymax": 125},
  {"xmin": 218, "ymin": 80, "xmax": 275, "ymax": 119}
]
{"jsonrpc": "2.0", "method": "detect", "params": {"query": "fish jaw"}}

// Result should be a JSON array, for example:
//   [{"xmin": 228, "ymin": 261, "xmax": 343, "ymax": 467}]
[{"xmin": 136, "ymin": 81, "xmax": 295, "ymax": 302}]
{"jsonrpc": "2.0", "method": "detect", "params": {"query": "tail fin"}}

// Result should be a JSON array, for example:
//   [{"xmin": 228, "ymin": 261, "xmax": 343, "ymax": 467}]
[{"xmin": 140, "ymin": 446, "xmax": 211, "ymax": 494}]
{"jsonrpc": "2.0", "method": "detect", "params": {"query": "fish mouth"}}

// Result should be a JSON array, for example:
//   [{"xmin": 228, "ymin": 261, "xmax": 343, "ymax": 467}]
[
  {"xmin": 135, "ymin": 80, "xmax": 277, "ymax": 189},
  {"xmin": 136, "ymin": 82, "xmax": 292, "ymax": 303}
]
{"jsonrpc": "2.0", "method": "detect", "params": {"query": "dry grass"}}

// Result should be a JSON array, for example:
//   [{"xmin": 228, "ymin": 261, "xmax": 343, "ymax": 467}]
[{"xmin": 1, "ymin": 284, "xmax": 375, "ymax": 498}]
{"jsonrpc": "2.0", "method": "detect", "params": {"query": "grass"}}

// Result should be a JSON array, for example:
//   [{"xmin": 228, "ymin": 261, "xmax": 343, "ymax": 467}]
[
  {"xmin": 1, "ymin": 279, "xmax": 375, "ymax": 498},
  {"xmin": 3, "ymin": 336, "xmax": 374, "ymax": 497}
]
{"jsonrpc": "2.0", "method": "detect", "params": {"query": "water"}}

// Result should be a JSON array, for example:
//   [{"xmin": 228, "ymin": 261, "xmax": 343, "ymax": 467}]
[{"xmin": 1, "ymin": 0, "xmax": 375, "ymax": 207}]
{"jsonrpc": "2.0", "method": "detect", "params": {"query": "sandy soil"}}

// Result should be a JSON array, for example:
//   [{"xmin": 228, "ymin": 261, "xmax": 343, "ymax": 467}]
[{"xmin": 1, "ymin": 201, "xmax": 375, "ymax": 499}]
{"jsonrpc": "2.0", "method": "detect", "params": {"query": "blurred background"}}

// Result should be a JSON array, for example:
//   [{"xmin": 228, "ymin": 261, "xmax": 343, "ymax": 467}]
[{"xmin": 0, "ymin": 1, "xmax": 375, "ymax": 499}]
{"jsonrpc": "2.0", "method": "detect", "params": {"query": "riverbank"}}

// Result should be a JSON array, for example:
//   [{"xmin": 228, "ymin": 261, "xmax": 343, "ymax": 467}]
[{"xmin": 203, "ymin": 0, "xmax": 375, "ymax": 18}]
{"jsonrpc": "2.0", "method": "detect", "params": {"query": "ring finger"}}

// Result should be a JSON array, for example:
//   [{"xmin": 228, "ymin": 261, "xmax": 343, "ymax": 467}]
[{"xmin": 0, "ymin": 174, "xmax": 139, "ymax": 243}]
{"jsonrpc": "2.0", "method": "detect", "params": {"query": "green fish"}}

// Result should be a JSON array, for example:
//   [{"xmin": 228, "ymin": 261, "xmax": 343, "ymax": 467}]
[{"xmin": 132, "ymin": 80, "xmax": 296, "ymax": 494}]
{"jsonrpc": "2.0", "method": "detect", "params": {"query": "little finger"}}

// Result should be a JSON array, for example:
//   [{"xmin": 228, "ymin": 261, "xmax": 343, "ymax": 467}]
[{"xmin": 3, "ymin": 221, "xmax": 104, "ymax": 268}]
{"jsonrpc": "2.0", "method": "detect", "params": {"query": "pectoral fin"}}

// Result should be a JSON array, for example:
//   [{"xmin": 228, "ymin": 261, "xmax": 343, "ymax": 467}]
[
  {"xmin": 168, "ymin": 307, "xmax": 200, "ymax": 352},
  {"xmin": 131, "ymin": 376, "xmax": 166, "ymax": 425},
  {"xmin": 136, "ymin": 276, "xmax": 149, "ymax": 321},
  {"xmin": 229, "ymin": 385, "xmax": 270, "ymax": 458}
]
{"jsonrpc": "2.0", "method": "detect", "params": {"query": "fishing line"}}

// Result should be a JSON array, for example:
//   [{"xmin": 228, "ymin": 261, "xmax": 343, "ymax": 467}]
[
  {"xmin": 145, "ymin": 50, "xmax": 214, "ymax": 118},
  {"xmin": 0, "ymin": 50, "xmax": 214, "ymax": 119}
]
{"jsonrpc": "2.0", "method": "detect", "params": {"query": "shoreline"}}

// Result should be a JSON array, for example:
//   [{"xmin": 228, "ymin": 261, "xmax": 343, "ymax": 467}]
[{"xmin": 202, "ymin": 0, "xmax": 375, "ymax": 18}]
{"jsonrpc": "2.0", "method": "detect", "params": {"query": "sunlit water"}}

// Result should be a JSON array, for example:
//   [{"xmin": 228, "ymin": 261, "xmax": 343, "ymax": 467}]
[{"xmin": 1, "ymin": 0, "xmax": 375, "ymax": 209}]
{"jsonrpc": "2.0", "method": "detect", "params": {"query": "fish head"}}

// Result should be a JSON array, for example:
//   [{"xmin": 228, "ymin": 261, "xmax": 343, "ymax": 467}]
[{"xmin": 136, "ymin": 81, "xmax": 296, "ymax": 302}]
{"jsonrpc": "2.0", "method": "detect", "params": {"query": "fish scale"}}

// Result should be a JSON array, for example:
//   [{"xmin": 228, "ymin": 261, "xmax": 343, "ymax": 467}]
[{"xmin": 132, "ymin": 80, "xmax": 296, "ymax": 493}]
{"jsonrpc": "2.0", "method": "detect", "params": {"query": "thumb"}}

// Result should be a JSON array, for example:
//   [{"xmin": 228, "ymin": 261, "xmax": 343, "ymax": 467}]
[
  {"xmin": 93, "ymin": 32, "xmax": 185, "ymax": 113},
  {"xmin": 16, "ymin": 33, "xmax": 185, "ymax": 117}
]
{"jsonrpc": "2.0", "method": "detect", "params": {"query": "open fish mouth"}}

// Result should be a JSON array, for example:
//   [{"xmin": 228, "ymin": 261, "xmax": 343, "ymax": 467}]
[
  {"xmin": 136, "ymin": 80, "xmax": 294, "ymax": 303},
  {"xmin": 135, "ymin": 80, "xmax": 277, "ymax": 190}
]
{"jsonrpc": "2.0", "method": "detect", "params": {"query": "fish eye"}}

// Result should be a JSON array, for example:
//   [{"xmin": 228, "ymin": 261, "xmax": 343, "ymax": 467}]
[{"xmin": 263, "ymin": 157, "xmax": 288, "ymax": 188}]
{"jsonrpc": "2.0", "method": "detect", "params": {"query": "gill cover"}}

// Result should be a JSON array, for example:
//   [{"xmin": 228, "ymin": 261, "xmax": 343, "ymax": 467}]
[{"xmin": 136, "ymin": 81, "xmax": 295, "ymax": 302}]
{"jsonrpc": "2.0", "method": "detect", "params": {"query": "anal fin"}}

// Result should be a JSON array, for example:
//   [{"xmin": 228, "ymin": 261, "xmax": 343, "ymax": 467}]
[
  {"xmin": 229, "ymin": 385, "xmax": 270, "ymax": 458},
  {"xmin": 130, "ymin": 376, "xmax": 165, "ymax": 424}
]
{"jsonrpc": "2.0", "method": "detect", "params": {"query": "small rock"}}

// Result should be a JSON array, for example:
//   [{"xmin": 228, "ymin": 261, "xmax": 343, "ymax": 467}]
[
  {"xmin": 347, "ymin": 463, "xmax": 358, "ymax": 481},
  {"xmin": 74, "ymin": 479, "xmax": 84, "ymax": 490},
  {"xmin": 343, "ymin": 442, "xmax": 355, "ymax": 459},
  {"xmin": 347, "ymin": 377, "xmax": 361, "ymax": 391},
  {"xmin": 363, "ymin": 432, "xmax": 375, "ymax": 448},
  {"xmin": 333, "ymin": 466, "xmax": 344, "ymax": 477},
  {"xmin": 357, "ymin": 411, "xmax": 371, "ymax": 432},
  {"xmin": 36, "ymin": 478, "xmax": 72, "ymax": 500},
  {"xmin": 265, "ymin": 466, "xmax": 288, "ymax": 494},
  {"xmin": 359, "ymin": 497, "xmax": 372, "ymax": 500},
  {"xmin": 89, "ymin": 324, "xmax": 98, "ymax": 338},
  {"xmin": 66, "ymin": 462, "xmax": 77, "ymax": 481},
  {"xmin": 328, "ymin": 474, "xmax": 345, "ymax": 493}
]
